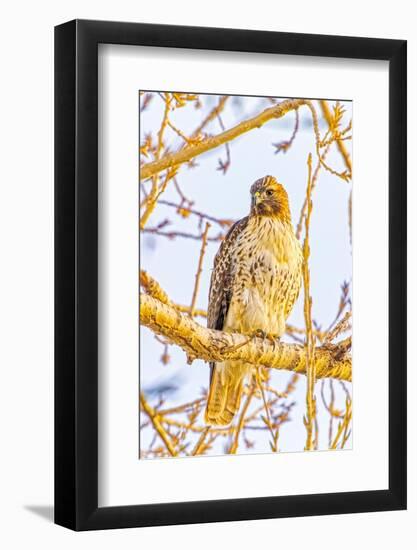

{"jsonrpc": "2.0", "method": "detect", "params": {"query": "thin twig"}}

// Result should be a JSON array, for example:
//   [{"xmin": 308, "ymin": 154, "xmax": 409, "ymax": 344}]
[
  {"xmin": 141, "ymin": 99, "xmax": 313, "ymax": 180},
  {"xmin": 228, "ymin": 380, "xmax": 256, "ymax": 454},
  {"xmin": 158, "ymin": 200, "xmax": 233, "ymax": 228},
  {"xmin": 216, "ymin": 111, "xmax": 231, "ymax": 174},
  {"xmin": 256, "ymin": 371, "xmax": 279, "ymax": 452},
  {"xmin": 190, "ymin": 222, "xmax": 211, "ymax": 317},
  {"xmin": 190, "ymin": 96, "xmax": 229, "ymax": 139},
  {"xmin": 158, "ymin": 397, "xmax": 206, "ymax": 416},
  {"xmin": 140, "ymin": 392, "xmax": 178, "ymax": 457},
  {"xmin": 140, "ymin": 167, "xmax": 178, "ymax": 229},
  {"xmin": 302, "ymin": 153, "xmax": 317, "ymax": 450},
  {"xmin": 296, "ymin": 145, "xmax": 330, "ymax": 239},
  {"xmin": 142, "ymin": 227, "xmax": 224, "ymax": 242},
  {"xmin": 330, "ymin": 397, "xmax": 352, "ymax": 449},
  {"xmin": 191, "ymin": 426, "xmax": 211, "ymax": 455},
  {"xmin": 273, "ymin": 108, "xmax": 300, "ymax": 154},
  {"xmin": 320, "ymin": 100, "xmax": 352, "ymax": 175}
]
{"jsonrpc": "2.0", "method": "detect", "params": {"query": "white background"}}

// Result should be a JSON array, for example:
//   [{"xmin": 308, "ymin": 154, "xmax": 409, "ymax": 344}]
[
  {"xmin": 0, "ymin": 1, "xmax": 414, "ymax": 549},
  {"xmin": 99, "ymin": 46, "xmax": 387, "ymax": 506}
]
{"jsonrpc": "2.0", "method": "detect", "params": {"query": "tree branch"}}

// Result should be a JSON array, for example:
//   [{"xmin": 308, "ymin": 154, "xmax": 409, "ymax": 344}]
[
  {"xmin": 320, "ymin": 100, "xmax": 352, "ymax": 175},
  {"xmin": 140, "ymin": 294, "xmax": 352, "ymax": 382},
  {"xmin": 140, "ymin": 98, "xmax": 311, "ymax": 180},
  {"xmin": 302, "ymin": 153, "xmax": 317, "ymax": 451},
  {"xmin": 140, "ymin": 392, "xmax": 178, "ymax": 456}
]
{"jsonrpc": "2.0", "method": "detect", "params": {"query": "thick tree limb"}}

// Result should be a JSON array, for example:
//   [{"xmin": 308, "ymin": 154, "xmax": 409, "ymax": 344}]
[
  {"xmin": 140, "ymin": 294, "xmax": 352, "ymax": 382},
  {"xmin": 140, "ymin": 98, "xmax": 310, "ymax": 180}
]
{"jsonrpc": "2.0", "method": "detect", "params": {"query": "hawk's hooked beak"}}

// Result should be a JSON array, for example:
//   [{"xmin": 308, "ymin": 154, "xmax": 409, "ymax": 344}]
[{"xmin": 254, "ymin": 191, "xmax": 261, "ymax": 205}]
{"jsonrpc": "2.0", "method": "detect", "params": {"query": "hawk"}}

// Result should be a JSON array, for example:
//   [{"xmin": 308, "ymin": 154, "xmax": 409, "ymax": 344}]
[{"xmin": 205, "ymin": 175, "xmax": 303, "ymax": 426}]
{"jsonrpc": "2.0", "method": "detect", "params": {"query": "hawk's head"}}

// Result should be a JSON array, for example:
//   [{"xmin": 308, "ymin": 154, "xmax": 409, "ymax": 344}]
[{"xmin": 250, "ymin": 175, "xmax": 291, "ymax": 222}]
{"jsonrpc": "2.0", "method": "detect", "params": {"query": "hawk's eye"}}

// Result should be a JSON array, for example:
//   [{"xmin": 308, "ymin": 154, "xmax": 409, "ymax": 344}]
[{"xmin": 265, "ymin": 189, "xmax": 274, "ymax": 197}]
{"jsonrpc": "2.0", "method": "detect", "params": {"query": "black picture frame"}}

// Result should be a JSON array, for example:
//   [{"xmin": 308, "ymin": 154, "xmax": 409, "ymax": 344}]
[{"xmin": 55, "ymin": 19, "xmax": 407, "ymax": 531}]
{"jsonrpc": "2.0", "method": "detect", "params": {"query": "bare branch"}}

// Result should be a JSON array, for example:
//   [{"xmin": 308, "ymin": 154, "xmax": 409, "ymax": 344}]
[
  {"xmin": 189, "ymin": 95, "xmax": 229, "ymax": 140},
  {"xmin": 140, "ymin": 98, "xmax": 312, "ymax": 180},
  {"xmin": 191, "ymin": 426, "xmax": 211, "ymax": 455},
  {"xmin": 140, "ymin": 294, "xmax": 352, "ymax": 382},
  {"xmin": 189, "ymin": 222, "xmax": 211, "ymax": 317},
  {"xmin": 228, "ymin": 379, "xmax": 256, "ymax": 454},
  {"xmin": 140, "ymin": 392, "xmax": 178, "ymax": 457},
  {"xmin": 140, "ymin": 167, "xmax": 178, "ymax": 229},
  {"xmin": 320, "ymin": 100, "xmax": 352, "ymax": 175},
  {"xmin": 273, "ymin": 108, "xmax": 300, "ymax": 154},
  {"xmin": 157, "ymin": 199, "xmax": 234, "ymax": 228},
  {"xmin": 330, "ymin": 396, "xmax": 353, "ymax": 449},
  {"xmin": 302, "ymin": 153, "xmax": 317, "ymax": 451},
  {"xmin": 142, "ymin": 226, "xmax": 225, "ymax": 242}
]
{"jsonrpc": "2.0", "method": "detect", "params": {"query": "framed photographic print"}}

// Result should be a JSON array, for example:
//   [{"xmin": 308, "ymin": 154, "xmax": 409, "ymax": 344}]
[{"xmin": 55, "ymin": 19, "xmax": 407, "ymax": 530}]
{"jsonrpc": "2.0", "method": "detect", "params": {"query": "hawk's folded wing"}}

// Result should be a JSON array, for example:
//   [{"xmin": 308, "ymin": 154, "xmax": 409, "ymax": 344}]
[{"xmin": 207, "ymin": 216, "xmax": 249, "ymax": 331}]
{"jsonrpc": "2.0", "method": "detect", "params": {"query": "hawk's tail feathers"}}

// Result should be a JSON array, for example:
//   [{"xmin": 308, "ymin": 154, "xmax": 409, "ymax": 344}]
[{"xmin": 204, "ymin": 363, "xmax": 245, "ymax": 426}]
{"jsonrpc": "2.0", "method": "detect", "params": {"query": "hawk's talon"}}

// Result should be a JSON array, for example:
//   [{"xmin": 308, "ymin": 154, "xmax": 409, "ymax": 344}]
[
  {"xmin": 266, "ymin": 333, "xmax": 280, "ymax": 345},
  {"xmin": 252, "ymin": 329, "xmax": 267, "ymax": 339},
  {"xmin": 252, "ymin": 329, "xmax": 279, "ymax": 346}
]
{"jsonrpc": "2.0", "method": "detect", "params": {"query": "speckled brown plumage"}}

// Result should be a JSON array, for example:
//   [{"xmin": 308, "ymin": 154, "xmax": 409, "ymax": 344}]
[{"xmin": 205, "ymin": 176, "xmax": 303, "ymax": 426}]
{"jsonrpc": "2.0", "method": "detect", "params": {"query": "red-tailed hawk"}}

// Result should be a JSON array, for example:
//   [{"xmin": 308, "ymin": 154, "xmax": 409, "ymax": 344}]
[{"xmin": 205, "ymin": 175, "xmax": 303, "ymax": 426}]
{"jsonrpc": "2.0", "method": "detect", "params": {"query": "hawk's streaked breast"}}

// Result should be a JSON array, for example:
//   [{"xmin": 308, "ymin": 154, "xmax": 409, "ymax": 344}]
[{"xmin": 223, "ymin": 215, "xmax": 302, "ymax": 338}]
